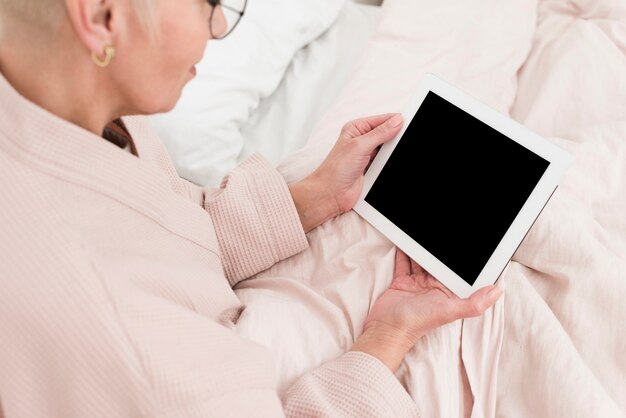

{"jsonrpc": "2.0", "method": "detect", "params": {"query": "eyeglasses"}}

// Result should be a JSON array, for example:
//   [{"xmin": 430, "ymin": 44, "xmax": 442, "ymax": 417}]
[{"xmin": 207, "ymin": 0, "xmax": 247, "ymax": 40}]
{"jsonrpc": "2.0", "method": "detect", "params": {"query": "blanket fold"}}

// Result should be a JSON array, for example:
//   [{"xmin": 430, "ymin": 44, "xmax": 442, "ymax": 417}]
[{"xmin": 236, "ymin": 0, "xmax": 626, "ymax": 416}]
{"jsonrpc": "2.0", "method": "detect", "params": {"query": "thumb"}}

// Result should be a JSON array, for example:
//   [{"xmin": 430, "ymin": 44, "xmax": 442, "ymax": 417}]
[
  {"xmin": 451, "ymin": 285, "xmax": 503, "ymax": 320},
  {"xmin": 359, "ymin": 114, "xmax": 404, "ymax": 151}
]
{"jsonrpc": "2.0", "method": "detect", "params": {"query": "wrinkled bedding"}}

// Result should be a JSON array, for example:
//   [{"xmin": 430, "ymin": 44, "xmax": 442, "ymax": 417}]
[{"xmin": 234, "ymin": 0, "xmax": 626, "ymax": 416}]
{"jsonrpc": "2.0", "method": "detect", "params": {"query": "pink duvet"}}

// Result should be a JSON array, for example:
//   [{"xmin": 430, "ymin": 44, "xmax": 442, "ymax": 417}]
[{"xmin": 235, "ymin": 0, "xmax": 626, "ymax": 416}]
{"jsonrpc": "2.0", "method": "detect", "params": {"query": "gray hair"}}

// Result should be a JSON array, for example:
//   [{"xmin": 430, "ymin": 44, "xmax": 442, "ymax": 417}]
[
  {"xmin": 0, "ymin": 0, "xmax": 64, "ymax": 30},
  {"xmin": 0, "ymin": 0, "xmax": 153, "ymax": 39}
]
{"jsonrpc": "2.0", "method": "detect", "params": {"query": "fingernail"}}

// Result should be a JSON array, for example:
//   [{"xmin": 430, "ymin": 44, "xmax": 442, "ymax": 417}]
[{"xmin": 387, "ymin": 114, "xmax": 403, "ymax": 128}]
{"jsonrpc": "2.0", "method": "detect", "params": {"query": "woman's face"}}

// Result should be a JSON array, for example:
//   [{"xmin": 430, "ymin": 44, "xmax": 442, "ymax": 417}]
[{"xmin": 112, "ymin": 0, "xmax": 226, "ymax": 115}]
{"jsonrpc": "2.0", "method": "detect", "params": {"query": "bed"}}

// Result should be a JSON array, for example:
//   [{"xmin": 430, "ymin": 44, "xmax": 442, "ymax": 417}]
[{"xmin": 150, "ymin": 0, "xmax": 626, "ymax": 416}]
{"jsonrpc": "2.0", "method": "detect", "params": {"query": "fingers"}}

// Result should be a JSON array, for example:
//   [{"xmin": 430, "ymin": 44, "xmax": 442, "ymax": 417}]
[
  {"xmin": 396, "ymin": 251, "xmax": 431, "ymax": 280},
  {"xmin": 394, "ymin": 248, "xmax": 411, "ymax": 277},
  {"xmin": 358, "ymin": 113, "xmax": 404, "ymax": 151},
  {"xmin": 364, "ymin": 147, "xmax": 380, "ymax": 173},
  {"xmin": 410, "ymin": 258, "xmax": 426, "ymax": 276},
  {"xmin": 452, "ymin": 285, "xmax": 503, "ymax": 319},
  {"xmin": 345, "ymin": 113, "xmax": 399, "ymax": 136},
  {"xmin": 340, "ymin": 113, "xmax": 404, "ymax": 149}
]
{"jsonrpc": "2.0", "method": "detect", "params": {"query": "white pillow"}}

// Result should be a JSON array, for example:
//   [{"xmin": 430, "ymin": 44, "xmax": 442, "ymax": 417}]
[
  {"xmin": 149, "ymin": 0, "xmax": 347, "ymax": 187},
  {"xmin": 239, "ymin": 3, "xmax": 381, "ymax": 167}
]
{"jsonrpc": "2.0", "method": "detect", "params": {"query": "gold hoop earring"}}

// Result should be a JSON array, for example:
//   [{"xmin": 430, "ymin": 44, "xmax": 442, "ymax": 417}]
[{"xmin": 91, "ymin": 46, "xmax": 116, "ymax": 68}]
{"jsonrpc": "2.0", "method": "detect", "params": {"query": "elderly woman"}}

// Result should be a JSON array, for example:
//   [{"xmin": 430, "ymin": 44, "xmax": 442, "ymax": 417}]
[{"xmin": 0, "ymin": 0, "xmax": 502, "ymax": 416}]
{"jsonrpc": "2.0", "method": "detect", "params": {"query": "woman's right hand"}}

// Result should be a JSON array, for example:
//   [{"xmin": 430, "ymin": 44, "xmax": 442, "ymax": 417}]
[{"xmin": 350, "ymin": 248, "xmax": 503, "ymax": 372}]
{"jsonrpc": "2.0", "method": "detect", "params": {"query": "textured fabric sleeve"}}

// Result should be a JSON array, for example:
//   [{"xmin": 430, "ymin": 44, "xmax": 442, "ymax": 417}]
[
  {"xmin": 283, "ymin": 352, "xmax": 420, "ymax": 417},
  {"xmin": 202, "ymin": 154, "xmax": 309, "ymax": 287}
]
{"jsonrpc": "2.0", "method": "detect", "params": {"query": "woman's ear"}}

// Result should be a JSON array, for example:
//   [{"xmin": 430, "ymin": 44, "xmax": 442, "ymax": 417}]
[{"xmin": 64, "ymin": 0, "xmax": 117, "ymax": 54}]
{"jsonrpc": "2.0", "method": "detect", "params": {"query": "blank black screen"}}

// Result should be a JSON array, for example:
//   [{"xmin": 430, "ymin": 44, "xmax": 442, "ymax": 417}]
[{"xmin": 365, "ymin": 92, "xmax": 549, "ymax": 285}]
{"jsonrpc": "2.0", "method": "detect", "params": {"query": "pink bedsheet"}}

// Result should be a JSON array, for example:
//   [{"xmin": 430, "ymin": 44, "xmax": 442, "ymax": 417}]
[{"xmin": 235, "ymin": 0, "xmax": 626, "ymax": 416}]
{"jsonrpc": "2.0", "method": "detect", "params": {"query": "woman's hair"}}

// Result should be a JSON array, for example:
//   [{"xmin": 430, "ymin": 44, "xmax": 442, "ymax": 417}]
[
  {"xmin": 0, "ymin": 0, "xmax": 153, "ymax": 39},
  {"xmin": 0, "ymin": 0, "xmax": 64, "ymax": 31}
]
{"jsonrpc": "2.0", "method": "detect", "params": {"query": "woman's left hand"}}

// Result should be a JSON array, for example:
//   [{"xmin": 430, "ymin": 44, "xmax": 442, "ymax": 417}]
[
  {"xmin": 290, "ymin": 113, "xmax": 403, "ymax": 232},
  {"xmin": 350, "ymin": 248, "xmax": 502, "ymax": 372}
]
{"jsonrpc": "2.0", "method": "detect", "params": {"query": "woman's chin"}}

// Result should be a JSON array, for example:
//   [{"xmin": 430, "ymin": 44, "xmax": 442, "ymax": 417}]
[
  {"xmin": 152, "ymin": 91, "xmax": 184, "ymax": 115},
  {"xmin": 139, "ymin": 102, "xmax": 174, "ymax": 117},
  {"xmin": 137, "ymin": 78, "xmax": 191, "ymax": 116}
]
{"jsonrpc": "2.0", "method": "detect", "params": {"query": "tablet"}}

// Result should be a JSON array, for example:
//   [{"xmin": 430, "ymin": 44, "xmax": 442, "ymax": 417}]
[{"xmin": 354, "ymin": 73, "xmax": 572, "ymax": 298}]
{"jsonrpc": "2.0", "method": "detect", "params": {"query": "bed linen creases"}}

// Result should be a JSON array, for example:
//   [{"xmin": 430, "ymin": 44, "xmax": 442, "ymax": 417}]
[{"xmin": 235, "ymin": 0, "xmax": 626, "ymax": 416}]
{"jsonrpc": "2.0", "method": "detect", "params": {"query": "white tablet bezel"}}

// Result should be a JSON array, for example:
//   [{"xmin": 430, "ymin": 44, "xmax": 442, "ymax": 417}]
[{"xmin": 354, "ymin": 73, "xmax": 572, "ymax": 298}]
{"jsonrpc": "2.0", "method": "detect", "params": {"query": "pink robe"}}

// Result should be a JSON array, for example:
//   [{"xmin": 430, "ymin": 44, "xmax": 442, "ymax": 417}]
[{"xmin": 0, "ymin": 73, "xmax": 418, "ymax": 417}]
